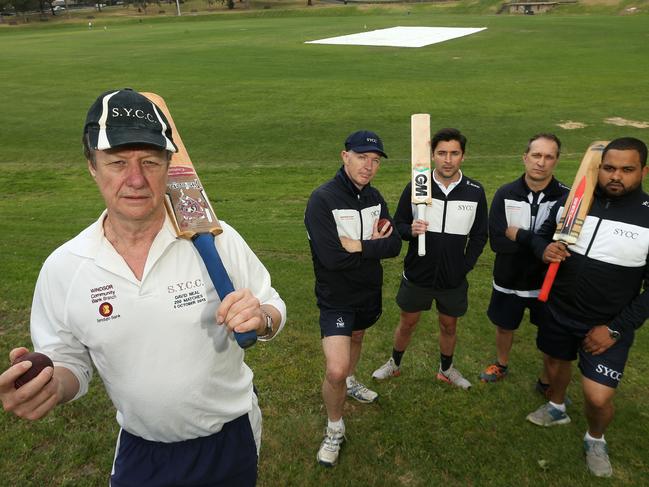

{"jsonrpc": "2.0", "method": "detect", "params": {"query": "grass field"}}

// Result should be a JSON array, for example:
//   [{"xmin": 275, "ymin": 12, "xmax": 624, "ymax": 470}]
[{"xmin": 1, "ymin": 3, "xmax": 649, "ymax": 486}]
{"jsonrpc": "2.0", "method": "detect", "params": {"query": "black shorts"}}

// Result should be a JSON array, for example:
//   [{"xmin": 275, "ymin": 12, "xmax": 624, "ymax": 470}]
[
  {"xmin": 537, "ymin": 308, "xmax": 634, "ymax": 389},
  {"xmin": 487, "ymin": 289, "xmax": 549, "ymax": 331},
  {"xmin": 110, "ymin": 414, "xmax": 258, "ymax": 487},
  {"xmin": 319, "ymin": 307, "xmax": 382, "ymax": 338},
  {"xmin": 395, "ymin": 277, "xmax": 468, "ymax": 317}
]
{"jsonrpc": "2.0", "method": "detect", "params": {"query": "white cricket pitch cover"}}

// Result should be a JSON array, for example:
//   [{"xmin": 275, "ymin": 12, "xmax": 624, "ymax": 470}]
[{"xmin": 306, "ymin": 26, "xmax": 487, "ymax": 48}]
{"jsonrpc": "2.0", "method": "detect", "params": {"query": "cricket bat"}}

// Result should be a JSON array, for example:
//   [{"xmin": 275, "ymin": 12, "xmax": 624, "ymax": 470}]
[
  {"xmin": 142, "ymin": 92, "xmax": 257, "ymax": 349},
  {"xmin": 411, "ymin": 114, "xmax": 432, "ymax": 257},
  {"xmin": 538, "ymin": 140, "xmax": 609, "ymax": 302}
]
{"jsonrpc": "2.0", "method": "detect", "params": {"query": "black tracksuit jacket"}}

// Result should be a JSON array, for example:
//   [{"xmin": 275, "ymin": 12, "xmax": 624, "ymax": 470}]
[
  {"xmin": 492, "ymin": 175, "xmax": 569, "ymax": 292},
  {"xmin": 527, "ymin": 186, "xmax": 649, "ymax": 335},
  {"xmin": 394, "ymin": 174, "xmax": 488, "ymax": 289},
  {"xmin": 305, "ymin": 167, "xmax": 402, "ymax": 310}
]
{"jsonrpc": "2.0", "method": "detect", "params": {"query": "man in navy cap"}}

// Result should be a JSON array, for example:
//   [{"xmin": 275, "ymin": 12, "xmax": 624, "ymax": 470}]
[
  {"xmin": 0, "ymin": 89, "xmax": 286, "ymax": 486},
  {"xmin": 305, "ymin": 130, "xmax": 401, "ymax": 467}
]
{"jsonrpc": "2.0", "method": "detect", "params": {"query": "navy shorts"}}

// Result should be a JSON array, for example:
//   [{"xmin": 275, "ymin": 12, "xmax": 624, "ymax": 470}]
[
  {"xmin": 319, "ymin": 307, "xmax": 382, "ymax": 338},
  {"xmin": 396, "ymin": 277, "xmax": 468, "ymax": 317},
  {"xmin": 110, "ymin": 414, "xmax": 258, "ymax": 487},
  {"xmin": 537, "ymin": 308, "xmax": 633, "ymax": 389},
  {"xmin": 487, "ymin": 289, "xmax": 549, "ymax": 331}
]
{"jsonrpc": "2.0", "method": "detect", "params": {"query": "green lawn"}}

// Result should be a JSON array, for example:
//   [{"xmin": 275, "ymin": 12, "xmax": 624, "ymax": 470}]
[{"xmin": 1, "ymin": 5, "xmax": 648, "ymax": 486}]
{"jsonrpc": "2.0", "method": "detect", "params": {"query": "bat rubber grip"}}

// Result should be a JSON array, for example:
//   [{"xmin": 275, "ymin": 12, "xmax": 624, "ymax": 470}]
[
  {"xmin": 193, "ymin": 234, "xmax": 257, "ymax": 349},
  {"xmin": 538, "ymin": 262, "xmax": 560, "ymax": 302},
  {"xmin": 417, "ymin": 204, "xmax": 426, "ymax": 257}
]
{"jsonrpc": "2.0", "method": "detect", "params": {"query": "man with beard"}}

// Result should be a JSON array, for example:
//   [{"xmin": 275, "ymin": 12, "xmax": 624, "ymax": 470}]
[{"xmin": 524, "ymin": 137, "xmax": 649, "ymax": 477}]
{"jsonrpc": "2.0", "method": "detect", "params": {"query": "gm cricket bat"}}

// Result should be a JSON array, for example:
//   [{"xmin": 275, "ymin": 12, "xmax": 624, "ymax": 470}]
[
  {"xmin": 143, "ymin": 92, "xmax": 257, "ymax": 348},
  {"xmin": 411, "ymin": 114, "xmax": 432, "ymax": 257},
  {"xmin": 538, "ymin": 140, "xmax": 609, "ymax": 302}
]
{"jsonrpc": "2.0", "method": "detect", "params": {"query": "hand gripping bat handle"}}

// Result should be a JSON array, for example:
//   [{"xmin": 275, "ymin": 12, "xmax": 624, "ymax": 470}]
[
  {"xmin": 192, "ymin": 234, "xmax": 257, "ymax": 349},
  {"xmin": 538, "ymin": 261, "xmax": 560, "ymax": 303},
  {"xmin": 417, "ymin": 204, "xmax": 426, "ymax": 257}
]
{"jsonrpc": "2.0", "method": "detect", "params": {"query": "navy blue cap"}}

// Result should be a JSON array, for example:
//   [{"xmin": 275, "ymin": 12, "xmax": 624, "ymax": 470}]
[
  {"xmin": 84, "ymin": 88, "xmax": 177, "ymax": 153},
  {"xmin": 344, "ymin": 130, "xmax": 388, "ymax": 158}
]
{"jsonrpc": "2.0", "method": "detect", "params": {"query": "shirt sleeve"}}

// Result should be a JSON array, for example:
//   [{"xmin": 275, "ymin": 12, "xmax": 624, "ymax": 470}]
[
  {"xmin": 525, "ymin": 194, "xmax": 565, "ymax": 258},
  {"xmin": 304, "ymin": 190, "xmax": 364, "ymax": 271},
  {"xmin": 608, "ymin": 260, "xmax": 649, "ymax": 334},
  {"xmin": 30, "ymin": 254, "xmax": 94, "ymax": 401},
  {"xmin": 216, "ymin": 222, "xmax": 287, "ymax": 337},
  {"xmin": 394, "ymin": 183, "xmax": 416, "ymax": 241},
  {"xmin": 489, "ymin": 188, "xmax": 519, "ymax": 254},
  {"xmin": 360, "ymin": 193, "xmax": 402, "ymax": 260},
  {"xmin": 464, "ymin": 188, "xmax": 488, "ymax": 273}
]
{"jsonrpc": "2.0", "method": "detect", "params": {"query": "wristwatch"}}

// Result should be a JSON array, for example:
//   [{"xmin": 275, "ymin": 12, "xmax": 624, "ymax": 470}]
[
  {"xmin": 607, "ymin": 327, "xmax": 621, "ymax": 341},
  {"xmin": 258, "ymin": 309, "xmax": 274, "ymax": 340}
]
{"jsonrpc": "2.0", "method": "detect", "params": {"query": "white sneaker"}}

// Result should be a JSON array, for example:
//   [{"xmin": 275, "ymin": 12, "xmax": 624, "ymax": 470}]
[
  {"xmin": 346, "ymin": 375, "xmax": 378, "ymax": 403},
  {"xmin": 372, "ymin": 357, "xmax": 401, "ymax": 380},
  {"xmin": 436, "ymin": 366, "xmax": 472, "ymax": 390},
  {"xmin": 317, "ymin": 426, "xmax": 345, "ymax": 467}
]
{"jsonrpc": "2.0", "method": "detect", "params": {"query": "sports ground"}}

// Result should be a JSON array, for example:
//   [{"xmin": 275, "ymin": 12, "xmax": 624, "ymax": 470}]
[{"xmin": 1, "ymin": 2, "xmax": 648, "ymax": 485}]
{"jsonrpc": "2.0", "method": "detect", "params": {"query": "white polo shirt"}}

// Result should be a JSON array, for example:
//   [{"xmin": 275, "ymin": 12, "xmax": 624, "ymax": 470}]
[{"xmin": 30, "ymin": 212, "xmax": 286, "ymax": 442}]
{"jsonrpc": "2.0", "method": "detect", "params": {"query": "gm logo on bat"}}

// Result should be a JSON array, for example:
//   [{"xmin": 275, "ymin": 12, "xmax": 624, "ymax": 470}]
[{"xmin": 414, "ymin": 173, "xmax": 429, "ymax": 197}]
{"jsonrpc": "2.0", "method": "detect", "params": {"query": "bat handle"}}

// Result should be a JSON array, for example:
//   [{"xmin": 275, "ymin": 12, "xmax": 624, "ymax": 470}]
[
  {"xmin": 192, "ymin": 234, "xmax": 257, "ymax": 349},
  {"xmin": 538, "ymin": 262, "xmax": 560, "ymax": 302},
  {"xmin": 417, "ymin": 204, "xmax": 426, "ymax": 257}
]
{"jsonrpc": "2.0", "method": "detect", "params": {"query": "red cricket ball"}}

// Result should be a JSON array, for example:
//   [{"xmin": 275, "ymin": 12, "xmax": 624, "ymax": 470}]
[
  {"xmin": 12, "ymin": 352, "xmax": 53, "ymax": 389},
  {"xmin": 377, "ymin": 218, "xmax": 390, "ymax": 232}
]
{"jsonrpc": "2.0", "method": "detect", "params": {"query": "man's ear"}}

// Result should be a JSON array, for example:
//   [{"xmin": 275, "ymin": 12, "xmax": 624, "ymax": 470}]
[{"xmin": 88, "ymin": 160, "xmax": 96, "ymax": 178}]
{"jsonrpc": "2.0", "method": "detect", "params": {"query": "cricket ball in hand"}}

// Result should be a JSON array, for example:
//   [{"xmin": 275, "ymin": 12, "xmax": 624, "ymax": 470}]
[
  {"xmin": 12, "ymin": 352, "xmax": 53, "ymax": 389},
  {"xmin": 377, "ymin": 218, "xmax": 390, "ymax": 232}
]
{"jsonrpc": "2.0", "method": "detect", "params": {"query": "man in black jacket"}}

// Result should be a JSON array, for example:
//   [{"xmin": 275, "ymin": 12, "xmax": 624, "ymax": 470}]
[
  {"xmin": 523, "ymin": 137, "xmax": 649, "ymax": 477},
  {"xmin": 372, "ymin": 128, "xmax": 487, "ymax": 390},
  {"xmin": 305, "ymin": 130, "xmax": 401, "ymax": 467},
  {"xmin": 479, "ymin": 134, "xmax": 569, "ymax": 390}
]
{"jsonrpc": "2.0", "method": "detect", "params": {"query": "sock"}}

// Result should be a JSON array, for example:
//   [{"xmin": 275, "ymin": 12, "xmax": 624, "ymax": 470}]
[
  {"xmin": 392, "ymin": 348, "xmax": 405, "ymax": 367},
  {"xmin": 585, "ymin": 431, "xmax": 606, "ymax": 443},
  {"xmin": 549, "ymin": 400, "xmax": 566, "ymax": 412},
  {"xmin": 496, "ymin": 362, "xmax": 508, "ymax": 370},
  {"xmin": 440, "ymin": 353, "xmax": 453, "ymax": 372},
  {"xmin": 328, "ymin": 418, "xmax": 345, "ymax": 433}
]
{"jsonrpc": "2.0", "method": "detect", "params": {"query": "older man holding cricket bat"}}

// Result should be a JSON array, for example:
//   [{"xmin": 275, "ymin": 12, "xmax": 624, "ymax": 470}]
[
  {"xmin": 0, "ymin": 89, "xmax": 286, "ymax": 486},
  {"xmin": 523, "ymin": 137, "xmax": 649, "ymax": 477}
]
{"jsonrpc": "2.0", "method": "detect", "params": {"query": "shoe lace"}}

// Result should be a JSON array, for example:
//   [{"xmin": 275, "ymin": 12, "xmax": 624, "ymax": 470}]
[
  {"xmin": 383, "ymin": 360, "xmax": 396, "ymax": 372},
  {"xmin": 323, "ymin": 429, "xmax": 344, "ymax": 450},
  {"xmin": 445, "ymin": 367, "xmax": 464, "ymax": 383},
  {"xmin": 485, "ymin": 364, "xmax": 502, "ymax": 375},
  {"xmin": 588, "ymin": 441, "xmax": 608, "ymax": 458},
  {"xmin": 350, "ymin": 382, "xmax": 370, "ymax": 396}
]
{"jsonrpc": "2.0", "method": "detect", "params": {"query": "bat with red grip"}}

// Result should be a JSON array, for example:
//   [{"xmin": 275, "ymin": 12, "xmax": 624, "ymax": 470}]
[{"xmin": 538, "ymin": 141, "xmax": 608, "ymax": 302}]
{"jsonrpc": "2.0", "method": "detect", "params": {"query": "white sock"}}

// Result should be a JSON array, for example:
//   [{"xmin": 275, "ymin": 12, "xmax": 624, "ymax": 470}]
[
  {"xmin": 549, "ymin": 401, "xmax": 566, "ymax": 412},
  {"xmin": 585, "ymin": 431, "xmax": 606, "ymax": 443},
  {"xmin": 328, "ymin": 418, "xmax": 345, "ymax": 432}
]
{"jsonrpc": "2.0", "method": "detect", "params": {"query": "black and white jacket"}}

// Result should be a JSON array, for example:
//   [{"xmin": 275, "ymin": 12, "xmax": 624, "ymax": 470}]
[
  {"xmin": 492, "ymin": 175, "xmax": 569, "ymax": 296},
  {"xmin": 529, "ymin": 186, "xmax": 649, "ymax": 335},
  {"xmin": 305, "ymin": 167, "xmax": 402, "ymax": 311},
  {"xmin": 395, "ymin": 172, "xmax": 488, "ymax": 289}
]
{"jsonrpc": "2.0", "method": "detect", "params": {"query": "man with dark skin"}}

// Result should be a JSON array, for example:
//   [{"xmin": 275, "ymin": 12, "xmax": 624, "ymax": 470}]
[{"xmin": 521, "ymin": 137, "xmax": 649, "ymax": 477}]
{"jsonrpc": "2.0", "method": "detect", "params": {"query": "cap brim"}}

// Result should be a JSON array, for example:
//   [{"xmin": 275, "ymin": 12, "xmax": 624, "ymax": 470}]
[
  {"xmin": 350, "ymin": 145, "xmax": 388, "ymax": 158},
  {"xmin": 87, "ymin": 127, "xmax": 177, "ymax": 153}
]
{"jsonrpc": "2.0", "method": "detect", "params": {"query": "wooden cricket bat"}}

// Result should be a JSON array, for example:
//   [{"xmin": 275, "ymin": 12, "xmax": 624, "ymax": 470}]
[
  {"xmin": 538, "ymin": 140, "xmax": 609, "ymax": 302},
  {"xmin": 411, "ymin": 114, "xmax": 432, "ymax": 257},
  {"xmin": 142, "ymin": 92, "xmax": 257, "ymax": 348}
]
